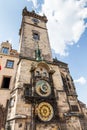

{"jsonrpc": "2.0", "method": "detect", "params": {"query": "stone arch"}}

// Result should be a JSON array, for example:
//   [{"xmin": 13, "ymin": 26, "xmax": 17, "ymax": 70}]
[
  {"xmin": 31, "ymin": 61, "xmax": 55, "ymax": 78},
  {"xmin": 31, "ymin": 61, "xmax": 55, "ymax": 72},
  {"xmin": 34, "ymin": 62, "xmax": 50, "ymax": 78},
  {"xmin": 36, "ymin": 61, "xmax": 50, "ymax": 72}
]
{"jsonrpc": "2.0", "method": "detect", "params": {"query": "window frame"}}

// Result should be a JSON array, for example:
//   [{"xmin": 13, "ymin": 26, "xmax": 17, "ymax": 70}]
[
  {"xmin": 6, "ymin": 60, "xmax": 14, "ymax": 68},
  {"xmin": 32, "ymin": 30, "xmax": 40, "ymax": 41},
  {"xmin": 33, "ymin": 33, "xmax": 40, "ymax": 40},
  {"xmin": 71, "ymin": 105, "xmax": 79, "ymax": 112},
  {"xmin": 9, "ymin": 97, "xmax": 15, "ymax": 108},
  {"xmin": 24, "ymin": 84, "xmax": 32, "ymax": 97},
  {"xmin": 2, "ymin": 47, "xmax": 9, "ymax": 54}
]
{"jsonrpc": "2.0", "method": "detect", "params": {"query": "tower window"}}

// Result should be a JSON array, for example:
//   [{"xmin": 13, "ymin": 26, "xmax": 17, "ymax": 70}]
[
  {"xmin": 2, "ymin": 47, "xmax": 9, "ymax": 54},
  {"xmin": 6, "ymin": 60, "xmax": 14, "ymax": 68},
  {"xmin": 33, "ymin": 33, "xmax": 40, "ymax": 40},
  {"xmin": 9, "ymin": 97, "xmax": 15, "ymax": 107},
  {"xmin": 71, "ymin": 105, "xmax": 79, "ymax": 112},
  {"xmin": 2, "ymin": 77, "xmax": 11, "ymax": 89},
  {"xmin": 68, "ymin": 82, "xmax": 71, "ymax": 89},
  {"xmin": 24, "ymin": 84, "xmax": 32, "ymax": 97}
]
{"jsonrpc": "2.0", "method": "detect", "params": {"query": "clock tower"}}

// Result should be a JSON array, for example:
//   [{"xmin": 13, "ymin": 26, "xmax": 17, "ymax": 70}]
[
  {"xmin": 19, "ymin": 7, "xmax": 52, "ymax": 61},
  {"xmin": 6, "ymin": 7, "xmax": 83, "ymax": 130}
]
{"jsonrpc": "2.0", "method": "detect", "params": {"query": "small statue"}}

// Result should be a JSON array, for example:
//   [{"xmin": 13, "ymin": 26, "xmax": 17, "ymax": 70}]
[{"xmin": 35, "ymin": 43, "xmax": 42, "ymax": 61}]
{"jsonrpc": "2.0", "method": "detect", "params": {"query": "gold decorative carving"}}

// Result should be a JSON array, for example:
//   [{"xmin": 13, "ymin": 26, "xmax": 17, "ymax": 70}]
[{"xmin": 37, "ymin": 102, "xmax": 53, "ymax": 122}]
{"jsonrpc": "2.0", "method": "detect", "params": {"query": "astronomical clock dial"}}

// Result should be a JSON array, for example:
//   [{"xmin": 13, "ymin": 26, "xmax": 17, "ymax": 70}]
[
  {"xmin": 35, "ymin": 80, "xmax": 51, "ymax": 97},
  {"xmin": 37, "ymin": 102, "xmax": 54, "ymax": 122}
]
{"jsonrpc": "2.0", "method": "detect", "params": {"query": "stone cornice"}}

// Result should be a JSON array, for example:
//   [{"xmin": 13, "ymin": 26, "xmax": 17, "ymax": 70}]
[
  {"xmin": 22, "ymin": 7, "xmax": 48, "ymax": 23},
  {"xmin": 17, "ymin": 55, "xmax": 68, "ymax": 69}
]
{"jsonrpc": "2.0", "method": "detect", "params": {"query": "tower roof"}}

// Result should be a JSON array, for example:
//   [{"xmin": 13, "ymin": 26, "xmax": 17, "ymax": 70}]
[{"xmin": 22, "ymin": 7, "xmax": 48, "ymax": 23}]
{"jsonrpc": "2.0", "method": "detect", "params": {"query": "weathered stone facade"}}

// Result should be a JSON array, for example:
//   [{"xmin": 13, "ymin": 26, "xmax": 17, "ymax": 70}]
[
  {"xmin": 0, "ymin": 7, "xmax": 87, "ymax": 130},
  {"xmin": 0, "ymin": 41, "xmax": 19, "ymax": 130}
]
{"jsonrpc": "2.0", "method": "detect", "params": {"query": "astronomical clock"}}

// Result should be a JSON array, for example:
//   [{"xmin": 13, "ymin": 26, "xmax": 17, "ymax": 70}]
[{"xmin": 29, "ymin": 62, "xmax": 58, "ymax": 124}]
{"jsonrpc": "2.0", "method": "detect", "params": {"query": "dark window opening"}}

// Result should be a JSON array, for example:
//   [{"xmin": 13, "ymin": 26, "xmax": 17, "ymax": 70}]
[
  {"xmin": 2, "ymin": 77, "xmax": 11, "ymax": 89},
  {"xmin": 25, "ymin": 87, "xmax": 29, "ymax": 96},
  {"xmin": 33, "ymin": 33, "xmax": 40, "ymax": 40},
  {"xmin": 68, "ymin": 82, "xmax": 71, "ymax": 89},
  {"xmin": 66, "ymin": 77, "xmax": 69, "ymax": 81},
  {"xmin": 24, "ymin": 84, "xmax": 32, "ymax": 97},
  {"xmin": 62, "ymin": 77, "xmax": 69, "ymax": 92},
  {"xmin": 71, "ymin": 105, "xmax": 79, "ymax": 112}
]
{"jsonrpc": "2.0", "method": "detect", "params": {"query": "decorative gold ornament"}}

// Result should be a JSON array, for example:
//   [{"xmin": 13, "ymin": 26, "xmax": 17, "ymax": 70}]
[
  {"xmin": 36, "ymin": 80, "xmax": 51, "ymax": 97},
  {"xmin": 37, "ymin": 102, "xmax": 53, "ymax": 121}
]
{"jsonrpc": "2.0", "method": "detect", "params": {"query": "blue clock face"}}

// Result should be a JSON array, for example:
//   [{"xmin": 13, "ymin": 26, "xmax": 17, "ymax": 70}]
[
  {"xmin": 32, "ymin": 18, "xmax": 39, "ymax": 24},
  {"xmin": 35, "ymin": 80, "xmax": 51, "ymax": 97}
]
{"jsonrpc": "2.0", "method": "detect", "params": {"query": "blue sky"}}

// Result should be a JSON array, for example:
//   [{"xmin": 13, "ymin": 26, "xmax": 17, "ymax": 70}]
[{"xmin": 0, "ymin": 0, "xmax": 87, "ymax": 106}]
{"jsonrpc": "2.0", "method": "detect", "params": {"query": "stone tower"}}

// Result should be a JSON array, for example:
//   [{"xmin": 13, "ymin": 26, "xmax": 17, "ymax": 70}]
[
  {"xmin": 6, "ymin": 8, "xmax": 87, "ymax": 130},
  {"xmin": 19, "ymin": 7, "xmax": 52, "ymax": 61}
]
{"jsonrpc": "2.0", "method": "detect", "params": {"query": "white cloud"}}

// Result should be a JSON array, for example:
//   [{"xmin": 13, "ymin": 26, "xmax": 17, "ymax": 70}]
[
  {"xmin": 40, "ymin": 0, "xmax": 87, "ymax": 56},
  {"xmin": 74, "ymin": 76, "xmax": 87, "ymax": 85},
  {"xmin": 27, "ymin": 0, "xmax": 87, "ymax": 56}
]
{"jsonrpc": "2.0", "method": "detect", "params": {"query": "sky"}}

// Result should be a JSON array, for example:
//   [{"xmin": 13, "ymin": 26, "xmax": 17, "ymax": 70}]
[{"xmin": 0, "ymin": 0, "xmax": 87, "ymax": 106}]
